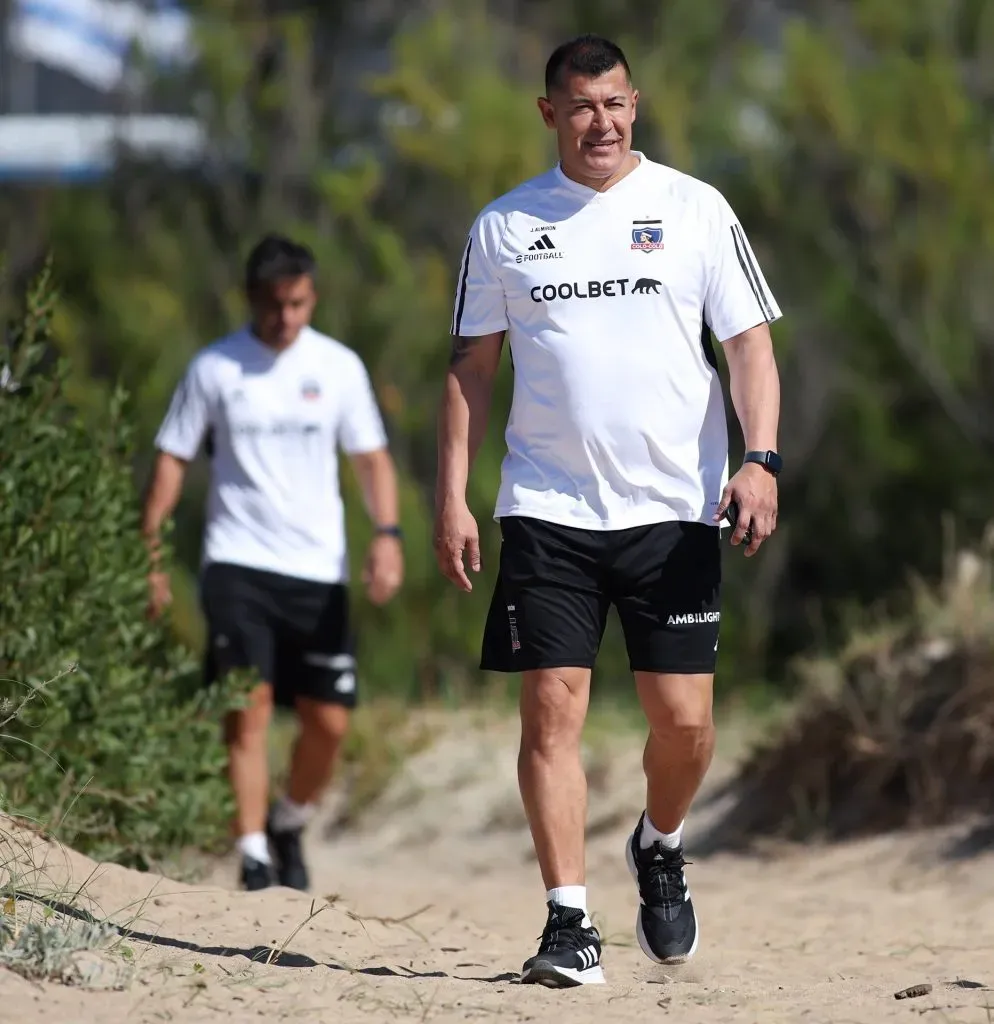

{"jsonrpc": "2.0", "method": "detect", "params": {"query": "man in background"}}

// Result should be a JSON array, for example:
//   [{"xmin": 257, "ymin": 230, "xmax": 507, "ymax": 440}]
[
  {"xmin": 434, "ymin": 35, "xmax": 782, "ymax": 986},
  {"xmin": 143, "ymin": 234, "xmax": 404, "ymax": 891}
]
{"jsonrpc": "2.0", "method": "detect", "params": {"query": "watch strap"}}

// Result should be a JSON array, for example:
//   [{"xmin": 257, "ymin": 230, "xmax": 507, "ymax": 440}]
[{"xmin": 743, "ymin": 450, "xmax": 782, "ymax": 475}]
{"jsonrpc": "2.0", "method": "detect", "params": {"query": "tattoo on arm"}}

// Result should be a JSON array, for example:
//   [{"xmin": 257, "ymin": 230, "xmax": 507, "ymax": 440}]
[{"xmin": 449, "ymin": 334, "xmax": 481, "ymax": 367}]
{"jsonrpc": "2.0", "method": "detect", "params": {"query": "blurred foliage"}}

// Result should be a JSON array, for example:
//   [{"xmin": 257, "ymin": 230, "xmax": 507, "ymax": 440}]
[
  {"xmin": 2, "ymin": 0, "xmax": 992, "ymax": 703},
  {"xmin": 712, "ymin": 530, "xmax": 994, "ymax": 844},
  {"xmin": 0, "ymin": 260, "xmax": 249, "ymax": 869}
]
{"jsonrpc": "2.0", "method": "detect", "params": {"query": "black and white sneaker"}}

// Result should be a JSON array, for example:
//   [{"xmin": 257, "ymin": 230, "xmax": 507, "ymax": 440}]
[
  {"xmin": 626, "ymin": 812, "xmax": 699, "ymax": 963},
  {"xmin": 520, "ymin": 902, "xmax": 605, "ymax": 987},
  {"xmin": 266, "ymin": 811, "xmax": 310, "ymax": 891},
  {"xmin": 240, "ymin": 856, "xmax": 276, "ymax": 891}
]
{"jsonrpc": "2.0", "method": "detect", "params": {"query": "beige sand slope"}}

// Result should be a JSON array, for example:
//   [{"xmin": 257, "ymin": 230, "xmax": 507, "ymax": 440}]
[{"xmin": 2, "ymin": 713, "xmax": 993, "ymax": 1023}]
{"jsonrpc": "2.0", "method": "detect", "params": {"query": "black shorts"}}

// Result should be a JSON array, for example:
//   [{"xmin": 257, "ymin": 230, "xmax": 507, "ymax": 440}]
[
  {"xmin": 200, "ymin": 562, "xmax": 358, "ymax": 709},
  {"xmin": 481, "ymin": 515, "xmax": 721, "ymax": 675}
]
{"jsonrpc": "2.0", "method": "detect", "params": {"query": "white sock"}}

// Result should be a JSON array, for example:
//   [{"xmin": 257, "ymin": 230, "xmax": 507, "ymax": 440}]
[
  {"xmin": 546, "ymin": 885, "xmax": 592, "ymax": 929},
  {"xmin": 269, "ymin": 796, "xmax": 314, "ymax": 833},
  {"xmin": 639, "ymin": 813, "xmax": 684, "ymax": 851},
  {"xmin": 237, "ymin": 831, "xmax": 271, "ymax": 864}
]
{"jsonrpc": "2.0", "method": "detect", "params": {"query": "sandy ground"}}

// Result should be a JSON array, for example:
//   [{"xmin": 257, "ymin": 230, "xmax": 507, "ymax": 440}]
[{"xmin": 2, "ymin": 712, "xmax": 993, "ymax": 1023}]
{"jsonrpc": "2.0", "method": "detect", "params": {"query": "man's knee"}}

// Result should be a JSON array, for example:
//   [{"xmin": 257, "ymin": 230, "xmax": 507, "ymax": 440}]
[
  {"xmin": 636, "ymin": 672, "xmax": 714, "ymax": 741},
  {"xmin": 519, "ymin": 668, "xmax": 590, "ymax": 752},
  {"xmin": 296, "ymin": 697, "xmax": 350, "ymax": 744}
]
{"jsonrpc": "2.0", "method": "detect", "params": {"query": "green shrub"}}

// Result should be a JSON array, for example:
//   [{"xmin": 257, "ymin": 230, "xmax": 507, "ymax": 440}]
[{"xmin": 0, "ymin": 258, "xmax": 247, "ymax": 869}]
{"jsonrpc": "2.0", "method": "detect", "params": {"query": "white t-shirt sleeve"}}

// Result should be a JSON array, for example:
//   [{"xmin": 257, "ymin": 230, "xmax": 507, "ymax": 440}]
[
  {"xmin": 154, "ymin": 355, "xmax": 213, "ymax": 460},
  {"xmin": 703, "ymin": 190, "xmax": 783, "ymax": 342},
  {"xmin": 450, "ymin": 209, "xmax": 508, "ymax": 336},
  {"xmin": 338, "ymin": 356, "xmax": 388, "ymax": 454}
]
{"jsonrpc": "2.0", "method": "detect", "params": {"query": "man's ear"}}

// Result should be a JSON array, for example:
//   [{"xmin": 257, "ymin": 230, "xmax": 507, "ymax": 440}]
[{"xmin": 537, "ymin": 96, "xmax": 557, "ymax": 130}]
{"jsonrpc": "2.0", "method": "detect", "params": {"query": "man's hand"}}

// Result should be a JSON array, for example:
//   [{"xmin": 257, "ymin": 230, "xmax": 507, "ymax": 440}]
[
  {"xmin": 713, "ymin": 463, "xmax": 778, "ymax": 556},
  {"xmin": 146, "ymin": 570, "xmax": 172, "ymax": 620},
  {"xmin": 433, "ymin": 499, "xmax": 481, "ymax": 591},
  {"xmin": 362, "ymin": 534, "xmax": 404, "ymax": 606}
]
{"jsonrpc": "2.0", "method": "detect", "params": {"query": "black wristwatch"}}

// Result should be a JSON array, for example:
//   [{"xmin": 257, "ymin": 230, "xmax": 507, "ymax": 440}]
[
  {"xmin": 375, "ymin": 524, "xmax": 403, "ymax": 540},
  {"xmin": 743, "ymin": 450, "xmax": 782, "ymax": 477}
]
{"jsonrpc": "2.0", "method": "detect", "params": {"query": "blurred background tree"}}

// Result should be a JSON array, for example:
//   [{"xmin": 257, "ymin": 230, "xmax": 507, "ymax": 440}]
[{"xmin": 2, "ymin": 0, "xmax": 992, "ymax": 706}]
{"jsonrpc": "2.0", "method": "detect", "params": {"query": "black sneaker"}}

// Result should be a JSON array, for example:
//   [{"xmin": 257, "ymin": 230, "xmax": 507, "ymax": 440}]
[
  {"xmin": 520, "ymin": 902, "xmax": 605, "ymax": 987},
  {"xmin": 266, "ymin": 811, "xmax": 310, "ymax": 891},
  {"xmin": 626, "ymin": 812, "xmax": 699, "ymax": 963},
  {"xmin": 240, "ymin": 856, "xmax": 276, "ymax": 891}
]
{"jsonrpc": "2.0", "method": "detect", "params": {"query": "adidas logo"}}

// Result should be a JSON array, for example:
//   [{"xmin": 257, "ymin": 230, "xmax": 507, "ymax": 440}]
[
  {"xmin": 576, "ymin": 945, "xmax": 599, "ymax": 969},
  {"xmin": 516, "ymin": 233, "xmax": 564, "ymax": 264}
]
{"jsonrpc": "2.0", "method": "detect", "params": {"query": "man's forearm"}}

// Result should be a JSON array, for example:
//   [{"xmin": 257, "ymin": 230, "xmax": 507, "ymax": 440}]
[
  {"xmin": 140, "ymin": 452, "xmax": 187, "ymax": 566},
  {"xmin": 436, "ymin": 367, "xmax": 495, "ymax": 505},
  {"xmin": 351, "ymin": 450, "xmax": 400, "ymax": 527},
  {"xmin": 726, "ymin": 328, "xmax": 781, "ymax": 451}
]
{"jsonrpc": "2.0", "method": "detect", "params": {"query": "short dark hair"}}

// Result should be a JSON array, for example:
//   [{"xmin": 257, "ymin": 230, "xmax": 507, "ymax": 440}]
[
  {"xmin": 544, "ymin": 34, "xmax": 632, "ymax": 95},
  {"xmin": 244, "ymin": 233, "xmax": 316, "ymax": 295}
]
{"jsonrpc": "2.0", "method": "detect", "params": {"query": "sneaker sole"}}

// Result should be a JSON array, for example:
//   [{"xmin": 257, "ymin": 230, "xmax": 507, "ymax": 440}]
[
  {"xmin": 242, "ymin": 879, "xmax": 274, "ymax": 892},
  {"xmin": 274, "ymin": 861, "xmax": 310, "ymax": 891},
  {"xmin": 520, "ymin": 962, "xmax": 606, "ymax": 987},
  {"xmin": 625, "ymin": 835, "xmax": 700, "ymax": 965}
]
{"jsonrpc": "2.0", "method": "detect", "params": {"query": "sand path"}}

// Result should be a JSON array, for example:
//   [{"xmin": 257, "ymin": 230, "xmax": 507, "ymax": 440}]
[{"xmin": 2, "ymin": 714, "xmax": 992, "ymax": 1022}]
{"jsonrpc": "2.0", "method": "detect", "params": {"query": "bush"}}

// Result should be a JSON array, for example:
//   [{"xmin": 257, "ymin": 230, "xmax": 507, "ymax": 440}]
[
  {"xmin": 0, "ymin": 257, "xmax": 247, "ymax": 869},
  {"xmin": 711, "ymin": 536, "xmax": 994, "ymax": 845}
]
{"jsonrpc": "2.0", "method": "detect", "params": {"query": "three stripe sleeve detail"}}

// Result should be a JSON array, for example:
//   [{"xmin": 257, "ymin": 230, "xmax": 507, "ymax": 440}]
[
  {"xmin": 730, "ymin": 224, "xmax": 775, "ymax": 322},
  {"xmin": 451, "ymin": 237, "xmax": 473, "ymax": 335}
]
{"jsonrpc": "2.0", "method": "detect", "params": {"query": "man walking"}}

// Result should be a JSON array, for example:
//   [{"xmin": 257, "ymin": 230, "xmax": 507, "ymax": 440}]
[
  {"xmin": 143, "ymin": 234, "xmax": 404, "ymax": 892},
  {"xmin": 434, "ymin": 35, "xmax": 782, "ymax": 986}
]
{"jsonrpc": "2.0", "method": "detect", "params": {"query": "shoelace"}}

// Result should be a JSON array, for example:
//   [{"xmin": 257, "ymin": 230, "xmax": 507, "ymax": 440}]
[
  {"xmin": 537, "ymin": 908, "xmax": 591, "ymax": 952},
  {"xmin": 640, "ymin": 842, "xmax": 692, "ymax": 910}
]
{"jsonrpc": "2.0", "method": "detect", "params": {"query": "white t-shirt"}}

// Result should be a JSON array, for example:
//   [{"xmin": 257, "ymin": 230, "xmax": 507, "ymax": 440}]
[
  {"xmin": 452, "ymin": 152, "xmax": 783, "ymax": 531},
  {"xmin": 155, "ymin": 325, "xmax": 387, "ymax": 583}
]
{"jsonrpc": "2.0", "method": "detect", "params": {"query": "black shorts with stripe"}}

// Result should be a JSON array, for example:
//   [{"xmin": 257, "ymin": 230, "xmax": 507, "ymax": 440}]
[
  {"xmin": 480, "ymin": 515, "xmax": 721, "ymax": 676},
  {"xmin": 200, "ymin": 562, "xmax": 358, "ymax": 709}
]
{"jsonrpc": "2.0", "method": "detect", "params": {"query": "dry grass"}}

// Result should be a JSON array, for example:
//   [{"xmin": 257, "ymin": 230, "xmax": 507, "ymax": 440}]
[
  {"xmin": 0, "ymin": 896, "xmax": 122, "ymax": 986},
  {"xmin": 0, "ymin": 667, "xmax": 158, "ymax": 990},
  {"xmin": 1, "ymin": 812, "xmax": 138, "ymax": 990},
  {"xmin": 712, "ymin": 531, "xmax": 994, "ymax": 844}
]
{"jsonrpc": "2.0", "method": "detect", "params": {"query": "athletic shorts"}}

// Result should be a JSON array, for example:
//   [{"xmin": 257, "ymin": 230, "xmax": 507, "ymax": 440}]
[
  {"xmin": 480, "ymin": 515, "xmax": 721, "ymax": 675},
  {"xmin": 199, "ymin": 562, "xmax": 358, "ymax": 709}
]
